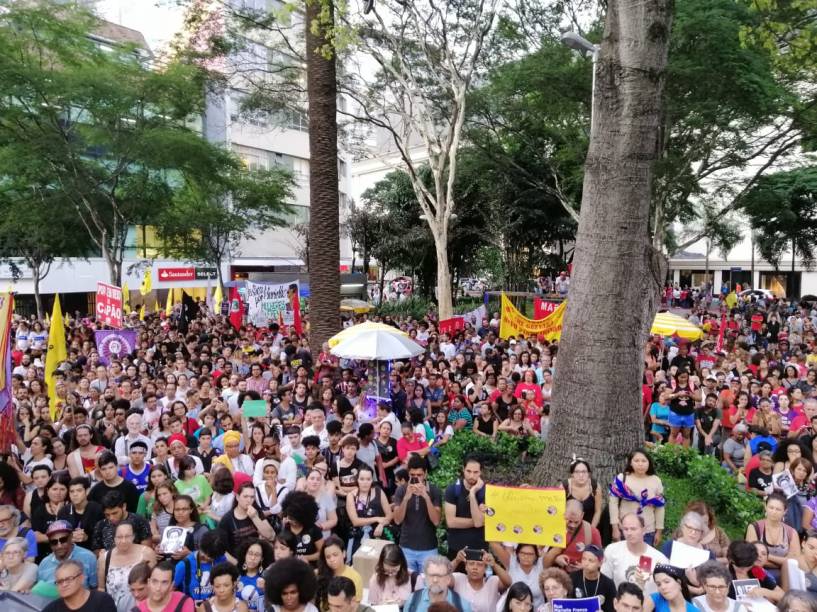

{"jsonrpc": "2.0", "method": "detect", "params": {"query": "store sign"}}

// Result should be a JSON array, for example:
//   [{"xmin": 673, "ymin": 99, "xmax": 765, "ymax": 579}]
[{"xmin": 158, "ymin": 267, "xmax": 217, "ymax": 282}]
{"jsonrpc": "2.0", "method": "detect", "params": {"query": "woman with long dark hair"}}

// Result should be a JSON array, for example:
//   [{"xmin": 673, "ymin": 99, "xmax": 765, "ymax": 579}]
[
  {"xmin": 316, "ymin": 535, "xmax": 363, "ymax": 610},
  {"xmin": 367, "ymin": 543, "xmax": 411, "ymax": 606}
]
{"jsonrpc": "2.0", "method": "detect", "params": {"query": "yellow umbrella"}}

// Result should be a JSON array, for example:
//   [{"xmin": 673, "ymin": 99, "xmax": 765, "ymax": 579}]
[
  {"xmin": 651, "ymin": 311, "xmax": 704, "ymax": 340},
  {"xmin": 340, "ymin": 298, "xmax": 374, "ymax": 314},
  {"xmin": 328, "ymin": 321, "xmax": 407, "ymax": 348}
]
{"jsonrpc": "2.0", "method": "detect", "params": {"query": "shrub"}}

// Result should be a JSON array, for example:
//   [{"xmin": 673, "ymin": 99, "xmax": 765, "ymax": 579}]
[{"xmin": 651, "ymin": 444, "xmax": 763, "ymax": 539}]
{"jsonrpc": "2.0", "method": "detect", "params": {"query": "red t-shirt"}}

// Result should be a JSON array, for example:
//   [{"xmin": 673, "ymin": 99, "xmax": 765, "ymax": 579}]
[{"xmin": 564, "ymin": 522, "xmax": 603, "ymax": 565}]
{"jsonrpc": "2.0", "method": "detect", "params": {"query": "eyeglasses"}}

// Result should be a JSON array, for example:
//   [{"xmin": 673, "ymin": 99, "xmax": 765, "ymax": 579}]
[
  {"xmin": 0, "ymin": 517, "xmax": 13, "ymax": 524},
  {"xmin": 426, "ymin": 573, "xmax": 449, "ymax": 580},
  {"xmin": 49, "ymin": 536, "xmax": 70, "ymax": 546},
  {"xmin": 704, "ymin": 584, "xmax": 728, "ymax": 591},
  {"xmin": 1, "ymin": 550, "xmax": 23, "ymax": 557},
  {"xmin": 55, "ymin": 573, "xmax": 83, "ymax": 586}
]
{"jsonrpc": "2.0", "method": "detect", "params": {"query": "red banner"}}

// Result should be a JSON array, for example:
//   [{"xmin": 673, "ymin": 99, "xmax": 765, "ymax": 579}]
[
  {"xmin": 533, "ymin": 298, "xmax": 560, "ymax": 320},
  {"xmin": 439, "ymin": 317, "xmax": 465, "ymax": 336},
  {"xmin": 96, "ymin": 282, "xmax": 123, "ymax": 328}
]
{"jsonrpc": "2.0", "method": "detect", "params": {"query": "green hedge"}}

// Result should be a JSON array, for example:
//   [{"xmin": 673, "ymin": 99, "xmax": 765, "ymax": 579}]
[{"xmin": 650, "ymin": 445, "xmax": 763, "ymax": 540}]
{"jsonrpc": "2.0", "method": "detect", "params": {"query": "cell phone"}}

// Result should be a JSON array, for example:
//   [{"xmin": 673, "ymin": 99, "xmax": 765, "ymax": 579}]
[
  {"xmin": 410, "ymin": 477, "xmax": 419, "ymax": 485},
  {"xmin": 638, "ymin": 555, "xmax": 652, "ymax": 572},
  {"xmin": 464, "ymin": 548, "xmax": 483, "ymax": 561}
]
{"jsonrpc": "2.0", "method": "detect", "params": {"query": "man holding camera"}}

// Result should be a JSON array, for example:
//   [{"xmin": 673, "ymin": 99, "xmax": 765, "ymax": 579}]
[{"xmin": 393, "ymin": 455, "xmax": 442, "ymax": 574}]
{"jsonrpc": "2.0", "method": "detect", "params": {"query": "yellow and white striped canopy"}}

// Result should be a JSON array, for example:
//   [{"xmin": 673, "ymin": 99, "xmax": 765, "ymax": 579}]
[
  {"xmin": 651, "ymin": 312, "xmax": 704, "ymax": 341},
  {"xmin": 328, "ymin": 321, "xmax": 408, "ymax": 347}
]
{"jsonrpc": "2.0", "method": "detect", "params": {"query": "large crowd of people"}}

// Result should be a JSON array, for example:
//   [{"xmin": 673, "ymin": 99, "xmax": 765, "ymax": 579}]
[{"xmin": 1, "ymin": 288, "xmax": 817, "ymax": 612}]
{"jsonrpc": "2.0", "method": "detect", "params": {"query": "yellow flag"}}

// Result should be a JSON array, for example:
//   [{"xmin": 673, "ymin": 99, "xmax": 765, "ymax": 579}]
[
  {"xmin": 153, "ymin": 298, "xmax": 160, "ymax": 313},
  {"xmin": 139, "ymin": 267, "xmax": 152, "ymax": 296},
  {"xmin": 165, "ymin": 288, "xmax": 174, "ymax": 316},
  {"xmin": 139, "ymin": 303, "xmax": 145, "ymax": 321},
  {"xmin": 499, "ymin": 293, "xmax": 565, "ymax": 340},
  {"xmin": 725, "ymin": 291, "xmax": 738, "ymax": 309},
  {"xmin": 122, "ymin": 282, "xmax": 131, "ymax": 314},
  {"xmin": 45, "ymin": 295, "xmax": 67, "ymax": 421},
  {"xmin": 213, "ymin": 284, "xmax": 223, "ymax": 314}
]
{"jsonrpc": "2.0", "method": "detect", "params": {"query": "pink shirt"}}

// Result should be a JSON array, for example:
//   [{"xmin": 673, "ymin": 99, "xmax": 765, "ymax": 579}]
[
  {"xmin": 137, "ymin": 592, "xmax": 195, "ymax": 612},
  {"xmin": 367, "ymin": 573, "xmax": 413, "ymax": 607}
]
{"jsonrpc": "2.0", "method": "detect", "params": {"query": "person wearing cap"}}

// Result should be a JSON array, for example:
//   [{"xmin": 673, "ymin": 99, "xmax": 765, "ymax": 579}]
[
  {"xmin": 644, "ymin": 564, "xmax": 697, "ymax": 612},
  {"xmin": 571, "ymin": 545, "xmax": 617, "ymax": 612},
  {"xmin": 37, "ymin": 520, "xmax": 99, "ymax": 589},
  {"xmin": 212, "ymin": 430, "xmax": 254, "ymax": 476}
]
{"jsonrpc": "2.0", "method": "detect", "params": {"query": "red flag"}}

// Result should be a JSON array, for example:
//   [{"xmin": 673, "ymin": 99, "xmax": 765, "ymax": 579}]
[
  {"xmin": 288, "ymin": 283, "xmax": 303, "ymax": 336},
  {"xmin": 715, "ymin": 312, "xmax": 726, "ymax": 353},
  {"xmin": 228, "ymin": 287, "xmax": 243, "ymax": 330}
]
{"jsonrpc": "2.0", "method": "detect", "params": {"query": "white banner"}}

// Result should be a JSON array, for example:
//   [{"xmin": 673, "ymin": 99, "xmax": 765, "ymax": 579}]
[
  {"xmin": 246, "ymin": 281, "xmax": 299, "ymax": 327},
  {"xmin": 461, "ymin": 304, "xmax": 487, "ymax": 326}
]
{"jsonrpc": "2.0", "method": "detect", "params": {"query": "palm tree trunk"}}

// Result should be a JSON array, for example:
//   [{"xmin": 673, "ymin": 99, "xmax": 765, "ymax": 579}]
[
  {"xmin": 306, "ymin": 0, "xmax": 341, "ymax": 349},
  {"xmin": 531, "ymin": 0, "xmax": 673, "ymax": 488}
]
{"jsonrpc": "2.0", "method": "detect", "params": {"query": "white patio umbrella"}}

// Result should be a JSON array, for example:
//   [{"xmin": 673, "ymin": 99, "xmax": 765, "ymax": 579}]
[{"xmin": 330, "ymin": 329, "xmax": 425, "ymax": 360}]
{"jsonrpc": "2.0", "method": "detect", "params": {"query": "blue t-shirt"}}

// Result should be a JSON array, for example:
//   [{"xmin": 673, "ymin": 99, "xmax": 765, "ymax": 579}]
[
  {"xmin": 121, "ymin": 464, "xmax": 151, "ymax": 493},
  {"xmin": 650, "ymin": 403, "xmax": 671, "ymax": 433},
  {"xmin": 238, "ymin": 573, "xmax": 264, "ymax": 611},
  {"xmin": 0, "ymin": 528, "xmax": 37, "ymax": 559},
  {"xmin": 174, "ymin": 552, "xmax": 228, "ymax": 601},
  {"xmin": 38, "ymin": 545, "xmax": 98, "ymax": 588},
  {"xmin": 650, "ymin": 593, "xmax": 697, "ymax": 612}
]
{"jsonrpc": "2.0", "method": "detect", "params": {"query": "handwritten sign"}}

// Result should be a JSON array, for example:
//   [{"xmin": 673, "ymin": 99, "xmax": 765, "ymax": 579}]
[
  {"xmin": 246, "ymin": 281, "xmax": 299, "ymax": 327},
  {"xmin": 96, "ymin": 282, "xmax": 123, "ymax": 328},
  {"xmin": 499, "ymin": 293, "xmax": 565, "ymax": 340},
  {"xmin": 484, "ymin": 484, "xmax": 565, "ymax": 546}
]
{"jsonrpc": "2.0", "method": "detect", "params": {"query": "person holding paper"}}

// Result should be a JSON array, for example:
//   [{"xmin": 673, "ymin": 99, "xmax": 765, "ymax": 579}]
[
  {"xmin": 725, "ymin": 540, "xmax": 783, "ymax": 604},
  {"xmin": 660, "ymin": 512, "xmax": 715, "ymax": 567}
]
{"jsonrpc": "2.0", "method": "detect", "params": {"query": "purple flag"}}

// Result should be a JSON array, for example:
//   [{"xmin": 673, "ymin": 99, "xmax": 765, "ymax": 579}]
[{"xmin": 95, "ymin": 330, "xmax": 138, "ymax": 365}]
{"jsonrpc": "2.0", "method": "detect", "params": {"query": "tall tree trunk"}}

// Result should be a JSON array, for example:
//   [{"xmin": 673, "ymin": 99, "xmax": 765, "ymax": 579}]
[
  {"xmin": 306, "ymin": 0, "xmax": 340, "ymax": 349},
  {"xmin": 432, "ymin": 229, "xmax": 454, "ymax": 319},
  {"xmin": 531, "ymin": 0, "xmax": 673, "ymax": 489},
  {"xmin": 33, "ymin": 268, "xmax": 43, "ymax": 321}
]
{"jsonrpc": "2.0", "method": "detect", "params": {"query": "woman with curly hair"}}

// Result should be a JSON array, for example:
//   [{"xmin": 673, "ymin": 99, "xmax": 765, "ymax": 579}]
[
  {"xmin": 280, "ymin": 490, "xmax": 323, "ymax": 564},
  {"xmin": 263, "ymin": 557, "xmax": 319, "ymax": 612},
  {"xmin": 236, "ymin": 539, "xmax": 275, "ymax": 611}
]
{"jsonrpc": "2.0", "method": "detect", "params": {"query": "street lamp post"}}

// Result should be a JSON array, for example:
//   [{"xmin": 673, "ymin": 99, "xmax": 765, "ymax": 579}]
[{"xmin": 560, "ymin": 31, "xmax": 600, "ymax": 134}]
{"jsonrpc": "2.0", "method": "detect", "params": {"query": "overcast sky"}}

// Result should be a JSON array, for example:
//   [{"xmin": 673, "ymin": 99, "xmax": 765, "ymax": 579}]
[{"xmin": 95, "ymin": 0, "xmax": 184, "ymax": 51}]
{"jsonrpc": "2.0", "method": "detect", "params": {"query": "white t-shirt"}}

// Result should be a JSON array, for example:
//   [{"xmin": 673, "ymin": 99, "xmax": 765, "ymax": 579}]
[{"xmin": 601, "ymin": 541, "xmax": 668, "ymax": 595}]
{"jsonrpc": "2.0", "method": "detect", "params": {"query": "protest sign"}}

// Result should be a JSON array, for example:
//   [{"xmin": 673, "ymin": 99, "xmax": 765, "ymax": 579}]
[
  {"xmin": 246, "ymin": 281, "xmax": 301, "ymax": 330},
  {"xmin": 242, "ymin": 399, "xmax": 268, "ymax": 418},
  {"xmin": 669, "ymin": 540, "xmax": 712, "ymax": 569},
  {"xmin": 461, "ymin": 304, "xmax": 487, "ymax": 326},
  {"xmin": 533, "ymin": 298, "xmax": 560, "ymax": 320},
  {"xmin": 484, "ymin": 484, "xmax": 565, "ymax": 547},
  {"xmin": 499, "ymin": 293, "xmax": 565, "ymax": 340},
  {"xmin": 552, "ymin": 598, "xmax": 600, "ymax": 612},
  {"xmin": 439, "ymin": 317, "xmax": 465, "ymax": 336},
  {"xmin": 95, "ymin": 330, "xmax": 138, "ymax": 365},
  {"xmin": 96, "ymin": 282, "xmax": 123, "ymax": 328}
]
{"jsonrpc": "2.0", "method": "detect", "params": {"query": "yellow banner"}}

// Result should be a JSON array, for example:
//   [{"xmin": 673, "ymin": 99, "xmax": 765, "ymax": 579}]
[
  {"xmin": 484, "ymin": 485, "xmax": 566, "ymax": 547},
  {"xmin": 499, "ymin": 293, "xmax": 565, "ymax": 340}
]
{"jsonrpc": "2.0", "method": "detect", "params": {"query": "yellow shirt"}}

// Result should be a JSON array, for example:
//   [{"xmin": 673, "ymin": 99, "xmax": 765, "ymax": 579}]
[{"xmin": 340, "ymin": 565, "xmax": 364, "ymax": 601}]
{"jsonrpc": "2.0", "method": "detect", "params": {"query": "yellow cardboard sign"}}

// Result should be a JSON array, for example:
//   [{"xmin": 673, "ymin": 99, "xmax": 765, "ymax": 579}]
[
  {"xmin": 484, "ymin": 484, "xmax": 566, "ymax": 547},
  {"xmin": 499, "ymin": 293, "xmax": 565, "ymax": 340}
]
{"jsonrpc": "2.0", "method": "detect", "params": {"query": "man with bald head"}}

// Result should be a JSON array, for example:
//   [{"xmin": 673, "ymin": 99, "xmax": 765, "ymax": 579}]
[{"xmin": 543, "ymin": 498, "xmax": 602, "ymax": 572}]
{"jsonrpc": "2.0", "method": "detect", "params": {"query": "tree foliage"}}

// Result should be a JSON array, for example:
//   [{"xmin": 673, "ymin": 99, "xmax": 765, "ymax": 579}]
[{"xmin": 742, "ymin": 167, "xmax": 817, "ymax": 269}]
